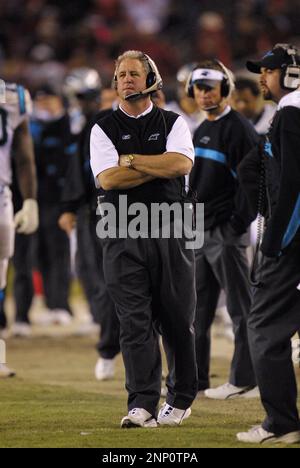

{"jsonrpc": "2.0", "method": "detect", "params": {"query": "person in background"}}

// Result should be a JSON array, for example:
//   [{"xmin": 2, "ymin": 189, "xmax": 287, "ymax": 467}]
[
  {"xmin": 30, "ymin": 85, "xmax": 75, "ymax": 326},
  {"xmin": 231, "ymin": 77, "xmax": 276, "ymax": 136},
  {"xmin": 0, "ymin": 80, "xmax": 38, "ymax": 375},
  {"xmin": 187, "ymin": 60, "xmax": 259, "ymax": 399},
  {"xmin": 59, "ymin": 68, "xmax": 121, "ymax": 381},
  {"xmin": 230, "ymin": 77, "xmax": 277, "ymax": 254}
]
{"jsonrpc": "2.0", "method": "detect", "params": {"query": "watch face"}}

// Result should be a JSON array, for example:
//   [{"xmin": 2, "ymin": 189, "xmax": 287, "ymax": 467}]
[{"xmin": 128, "ymin": 154, "xmax": 134, "ymax": 166}]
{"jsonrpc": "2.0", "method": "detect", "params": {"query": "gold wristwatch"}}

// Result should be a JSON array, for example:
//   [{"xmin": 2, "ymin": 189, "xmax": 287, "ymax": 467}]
[{"xmin": 127, "ymin": 154, "xmax": 135, "ymax": 167}]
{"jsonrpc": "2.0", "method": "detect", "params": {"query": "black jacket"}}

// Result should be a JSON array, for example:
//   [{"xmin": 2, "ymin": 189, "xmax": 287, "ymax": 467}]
[
  {"xmin": 30, "ymin": 114, "xmax": 76, "ymax": 205},
  {"xmin": 238, "ymin": 105, "xmax": 300, "ymax": 257},
  {"xmin": 60, "ymin": 109, "xmax": 113, "ymax": 214},
  {"xmin": 189, "ymin": 108, "xmax": 259, "ymax": 233}
]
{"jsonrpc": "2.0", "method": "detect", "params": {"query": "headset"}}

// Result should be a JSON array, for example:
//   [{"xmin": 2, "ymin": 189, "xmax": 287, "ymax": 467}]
[
  {"xmin": 273, "ymin": 43, "xmax": 300, "ymax": 90},
  {"xmin": 114, "ymin": 52, "xmax": 163, "ymax": 101},
  {"xmin": 186, "ymin": 59, "xmax": 235, "ymax": 98}
]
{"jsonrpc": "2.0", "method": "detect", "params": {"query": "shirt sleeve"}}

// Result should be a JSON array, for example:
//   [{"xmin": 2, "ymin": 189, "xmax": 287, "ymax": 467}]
[
  {"xmin": 166, "ymin": 115, "xmax": 194, "ymax": 163},
  {"xmin": 90, "ymin": 123, "xmax": 119, "ymax": 188}
]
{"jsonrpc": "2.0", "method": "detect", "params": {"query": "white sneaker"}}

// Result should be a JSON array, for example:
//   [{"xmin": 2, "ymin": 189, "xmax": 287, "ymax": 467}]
[
  {"xmin": 51, "ymin": 309, "xmax": 73, "ymax": 325},
  {"xmin": 0, "ymin": 363, "xmax": 16, "ymax": 378},
  {"xmin": 237, "ymin": 425, "xmax": 300, "ymax": 444},
  {"xmin": 121, "ymin": 408, "xmax": 157, "ymax": 428},
  {"xmin": 157, "ymin": 403, "xmax": 191, "ymax": 426},
  {"xmin": 34, "ymin": 309, "xmax": 72, "ymax": 326},
  {"xmin": 204, "ymin": 382, "xmax": 258, "ymax": 400},
  {"xmin": 33, "ymin": 310, "xmax": 55, "ymax": 326},
  {"xmin": 11, "ymin": 322, "xmax": 32, "ymax": 338},
  {"xmin": 94, "ymin": 357, "xmax": 115, "ymax": 381}
]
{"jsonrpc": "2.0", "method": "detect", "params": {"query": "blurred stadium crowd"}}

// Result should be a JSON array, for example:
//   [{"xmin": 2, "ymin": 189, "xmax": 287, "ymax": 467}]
[{"xmin": 1, "ymin": 0, "xmax": 300, "ymax": 97}]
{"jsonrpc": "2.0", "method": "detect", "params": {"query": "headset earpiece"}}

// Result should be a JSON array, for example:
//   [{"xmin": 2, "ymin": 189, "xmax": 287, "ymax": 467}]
[
  {"xmin": 281, "ymin": 64, "xmax": 300, "ymax": 89},
  {"xmin": 146, "ymin": 70, "xmax": 156, "ymax": 88},
  {"xmin": 143, "ymin": 54, "xmax": 162, "ymax": 92},
  {"xmin": 220, "ymin": 78, "xmax": 230, "ymax": 97},
  {"xmin": 275, "ymin": 44, "xmax": 300, "ymax": 90},
  {"xmin": 214, "ymin": 59, "xmax": 234, "ymax": 97},
  {"xmin": 113, "ymin": 74, "xmax": 118, "ymax": 90}
]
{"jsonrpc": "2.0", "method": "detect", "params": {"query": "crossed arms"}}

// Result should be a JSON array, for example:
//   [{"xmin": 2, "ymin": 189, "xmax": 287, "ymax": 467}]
[{"xmin": 98, "ymin": 152, "xmax": 193, "ymax": 190}]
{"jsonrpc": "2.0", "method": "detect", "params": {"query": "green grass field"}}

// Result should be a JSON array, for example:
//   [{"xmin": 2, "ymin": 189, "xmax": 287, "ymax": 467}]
[{"xmin": 1, "ymin": 296, "xmax": 299, "ymax": 448}]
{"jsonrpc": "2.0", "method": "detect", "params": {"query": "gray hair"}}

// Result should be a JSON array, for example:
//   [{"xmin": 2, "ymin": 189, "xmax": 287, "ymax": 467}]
[{"xmin": 115, "ymin": 50, "xmax": 151, "ymax": 76}]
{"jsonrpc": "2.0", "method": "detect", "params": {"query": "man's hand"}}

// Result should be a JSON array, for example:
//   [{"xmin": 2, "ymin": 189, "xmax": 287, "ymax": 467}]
[
  {"xmin": 58, "ymin": 212, "xmax": 77, "ymax": 235},
  {"xmin": 14, "ymin": 199, "xmax": 39, "ymax": 234}
]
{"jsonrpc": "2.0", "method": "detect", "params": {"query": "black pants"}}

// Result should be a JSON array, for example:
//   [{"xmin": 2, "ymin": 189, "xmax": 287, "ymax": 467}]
[
  {"xmin": 103, "ymin": 235, "xmax": 198, "ymax": 416},
  {"xmin": 77, "ymin": 206, "xmax": 120, "ymax": 359},
  {"xmin": 13, "ymin": 233, "xmax": 34, "ymax": 323},
  {"xmin": 248, "ymin": 236, "xmax": 300, "ymax": 435},
  {"xmin": 195, "ymin": 223, "xmax": 255, "ymax": 390},
  {"xmin": 36, "ymin": 205, "xmax": 72, "ymax": 312},
  {"xmin": 0, "ymin": 234, "xmax": 34, "ymax": 326}
]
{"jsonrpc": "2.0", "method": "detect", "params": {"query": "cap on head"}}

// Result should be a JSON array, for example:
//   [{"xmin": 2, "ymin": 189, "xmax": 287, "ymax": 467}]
[
  {"xmin": 246, "ymin": 44, "xmax": 300, "ymax": 73},
  {"xmin": 246, "ymin": 44, "xmax": 300, "ymax": 90},
  {"xmin": 190, "ymin": 68, "xmax": 225, "ymax": 90},
  {"xmin": 186, "ymin": 60, "xmax": 235, "ymax": 98}
]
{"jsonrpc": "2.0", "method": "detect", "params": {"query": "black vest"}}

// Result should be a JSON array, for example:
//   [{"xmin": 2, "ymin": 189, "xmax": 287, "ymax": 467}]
[{"xmin": 96, "ymin": 106, "xmax": 186, "ymax": 211}]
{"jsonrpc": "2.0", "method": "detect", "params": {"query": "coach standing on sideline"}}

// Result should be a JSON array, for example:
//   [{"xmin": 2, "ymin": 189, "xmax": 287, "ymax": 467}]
[
  {"xmin": 90, "ymin": 50, "xmax": 197, "ymax": 428},
  {"xmin": 187, "ymin": 60, "xmax": 259, "ymax": 399},
  {"xmin": 237, "ymin": 44, "xmax": 300, "ymax": 444}
]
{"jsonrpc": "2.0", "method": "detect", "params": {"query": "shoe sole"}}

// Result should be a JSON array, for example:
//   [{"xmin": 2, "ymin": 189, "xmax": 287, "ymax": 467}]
[
  {"xmin": 262, "ymin": 431, "xmax": 300, "ymax": 445},
  {"xmin": 205, "ymin": 387, "xmax": 258, "ymax": 400},
  {"xmin": 205, "ymin": 393, "xmax": 244, "ymax": 400},
  {"xmin": 120, "ymin": 417, "xmax": 157, "ymax": 429},
  {"xmin": 239, "ymin": 391, "xmax": 260, "ymax": 399}
]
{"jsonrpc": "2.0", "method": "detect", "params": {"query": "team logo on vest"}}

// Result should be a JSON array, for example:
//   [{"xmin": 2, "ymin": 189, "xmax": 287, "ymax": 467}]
[
  {"xmin": 148, "ymin": 133, "xmax": 160, "ymax": 141},
  {"xmin": 200, "ymin": 136, "xmax": 210, "ymax": 144},
  {"xmin": 122, "ymin": 134, "xmax": 131, "ymax": 140}
]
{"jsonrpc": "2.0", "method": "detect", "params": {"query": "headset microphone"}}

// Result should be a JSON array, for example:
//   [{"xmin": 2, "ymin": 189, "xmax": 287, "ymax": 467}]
[
  {"xmin": 124, "ymin": 91, "xmax": 147, "ymax": 101},
  {"xmin": 202, "ymin": 103, "xmax": 219, "ymax": 111}
]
